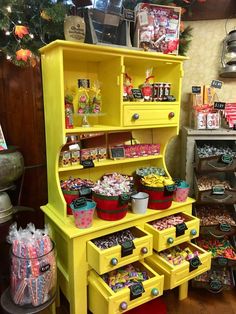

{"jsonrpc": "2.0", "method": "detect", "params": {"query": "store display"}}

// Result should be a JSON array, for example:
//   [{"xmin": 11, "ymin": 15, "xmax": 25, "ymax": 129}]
[{"xmin": 8, "ymin": 223, "xmax": 57, "ymax": 307}]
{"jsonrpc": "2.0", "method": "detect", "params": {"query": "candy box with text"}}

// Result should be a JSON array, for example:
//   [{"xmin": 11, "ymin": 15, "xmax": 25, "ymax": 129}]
[{"xmin": 133, "ymin": 3, "xmax": 181, "ymax": 54}]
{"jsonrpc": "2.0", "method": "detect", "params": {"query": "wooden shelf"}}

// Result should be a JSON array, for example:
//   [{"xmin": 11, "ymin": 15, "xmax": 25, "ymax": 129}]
[{"xmin": 58, "ymin": 155, "xmax": 163, "ymax": 172}]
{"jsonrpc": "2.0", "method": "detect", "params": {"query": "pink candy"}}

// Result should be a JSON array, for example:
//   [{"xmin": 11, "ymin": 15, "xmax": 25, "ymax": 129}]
[{"xmin": 151, "ymin": 214, "xmax": 185, "ymax": 231}]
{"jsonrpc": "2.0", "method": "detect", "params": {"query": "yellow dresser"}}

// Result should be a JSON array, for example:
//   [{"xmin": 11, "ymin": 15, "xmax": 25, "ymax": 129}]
[{"xmin": 40, "ymin": 41, "xmax": 204, "ymax": 314}]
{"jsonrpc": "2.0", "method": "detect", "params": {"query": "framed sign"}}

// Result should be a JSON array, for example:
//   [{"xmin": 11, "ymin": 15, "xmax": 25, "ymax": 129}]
[
  {"xmin": 0, "ymin": 125, "xmax": 7, "ymax": 151},
  {"xmin": 109, "ymin": 146, "xmax": 125, "ymax": 159}
]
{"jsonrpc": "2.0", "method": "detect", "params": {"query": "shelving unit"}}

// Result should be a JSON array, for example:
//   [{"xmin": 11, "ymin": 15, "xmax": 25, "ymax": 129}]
[{"xmin": 40, "ymin": 41, "xmax": 210, "ymax": 314}]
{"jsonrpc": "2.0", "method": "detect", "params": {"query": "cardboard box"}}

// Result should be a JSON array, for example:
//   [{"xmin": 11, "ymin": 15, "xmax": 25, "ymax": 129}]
[{"xmin": 134, "ymin": 3, "xmax": 181, "ymax": 54}]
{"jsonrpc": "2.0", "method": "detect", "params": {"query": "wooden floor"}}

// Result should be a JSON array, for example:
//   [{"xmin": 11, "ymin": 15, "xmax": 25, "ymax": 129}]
[{"xmin": 43, "ymin": 287, "xmax": 236, "ymax": 314}]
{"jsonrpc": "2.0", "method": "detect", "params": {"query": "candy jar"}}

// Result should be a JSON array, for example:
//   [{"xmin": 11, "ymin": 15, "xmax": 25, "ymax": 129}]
[{"xmin": 65, "ymin": 95, "xmax": 74, "ymax": 129}]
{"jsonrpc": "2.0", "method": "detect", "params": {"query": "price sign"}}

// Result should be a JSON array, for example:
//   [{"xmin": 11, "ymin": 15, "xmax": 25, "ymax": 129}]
[
  {"xmin": 109, "ymin": 146, "xmax": 125, "ymax": 159},
  {"xmin": 192, "ymin": 86, "xmax": 201, "ymax": 94},
  {"xmin": 131, "ymin": 88, "xmax": 143, "ymax": 99},
  {"xmin": 214, "ymin": 101, "xmax": 226, "ymax": 110},
  {"xmin": 123, "ymin": 8, "xmax": 135, "ymax": 21},
  {"xmin": 221, "ymin": 154, "xmax": 233, "ymax": 165},
  {"xmin": 80, "ymin": 159, "xmax": 94, "ymax": 168},
  {"xmin": 212, "ymin": 185, "xmax": 225, "ymax": 195},
  {"xmin": 211, "ymin": 80, "xmax": 223, "ymax": 89}
]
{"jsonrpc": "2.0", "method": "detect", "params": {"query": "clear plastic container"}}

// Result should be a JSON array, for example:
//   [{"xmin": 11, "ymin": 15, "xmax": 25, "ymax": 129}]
[{"xmin": 10, "ymin": 240, "xmax": 57, "ymax": 307}]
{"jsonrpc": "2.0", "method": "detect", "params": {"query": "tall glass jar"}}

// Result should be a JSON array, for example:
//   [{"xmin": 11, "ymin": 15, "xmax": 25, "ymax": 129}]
[{"xmin": 10, "ymin": 240, "xmax": 57, "ymax": 307}]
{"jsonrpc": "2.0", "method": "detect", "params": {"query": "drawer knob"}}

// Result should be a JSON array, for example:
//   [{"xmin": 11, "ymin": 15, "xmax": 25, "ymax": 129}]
[
  {"xmin": 141, "ymin": 247, "xmax": 148, "ymax": 254},
  {"xmin": 132, "ymin": 113, "xmax": 139, "ymax": 120},
  {"xmin": 167, "ymin": 237, "xmax": 174, "ymax": 244},
  {"xmin": 168, "ymin": 112, "xmax": 175, "ymax": 119},
  {"xmin": 110, "ymin": 258, "xmax": 118, "ymax": 266},
  {"xmin": 191, "ymin": 229, "xmax": 197, "ymax": 236},
  {"xmin": 151, "ymin": 288, "xmax": 159, "ymax": 297},
  {"xmin": 120, "ymin": 302, "xmax": 128, "ymax": 311}
]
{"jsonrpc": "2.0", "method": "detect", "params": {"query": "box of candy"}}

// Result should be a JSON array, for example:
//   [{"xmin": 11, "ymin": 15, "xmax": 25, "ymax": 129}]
[
  {"xmin": 195, "ymin": 235, "xmax": 236, "ymax": 267},
  {"xmin": 192, "ymin": 267, "xmax": 235, "ymax": 293},
  {"xmin": 144, "ymin": 212, "xmax": 200, "ymax": 252},
  {"xmin": 194, "ymin": 140, "xmax": 236, "ymax": 173},
  {"xmin": 194, "ymin": 204, "xmax": 236, "ymax": 237},
  {"xmin": 145, "ymin": 242, "xmax": 211, "ymax": 290},
  {"xmin": 88, "ymin": 261, "xmax": 164, "ymax": 314},
  {"xmin": 133, "ymin": 3, "xmax": 181, "ymax": 54},
  {"xmin": 87, "ymin": 227, "xmax": 153, "ymax": 274},
  {"xmin": 194, "ymin": 172, "xmax": 236, "ymax": 204}
]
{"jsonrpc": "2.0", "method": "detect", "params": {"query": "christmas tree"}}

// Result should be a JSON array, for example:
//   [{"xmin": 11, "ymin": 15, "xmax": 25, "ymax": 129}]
[{"xmin": 0, "ymin": 0, "xmax": 70, "ymax": 66}]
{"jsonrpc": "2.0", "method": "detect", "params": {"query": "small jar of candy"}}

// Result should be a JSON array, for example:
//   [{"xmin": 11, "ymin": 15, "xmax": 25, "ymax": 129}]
[{"xmin": 8, "ymin": 223, "xmax": 57, "ymax": 307}]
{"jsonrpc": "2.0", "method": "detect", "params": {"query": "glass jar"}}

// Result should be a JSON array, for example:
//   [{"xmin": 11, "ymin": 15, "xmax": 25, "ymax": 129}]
[{"xmin": 10, "ymin": 240, "xmax": 57, "ymax": 307}]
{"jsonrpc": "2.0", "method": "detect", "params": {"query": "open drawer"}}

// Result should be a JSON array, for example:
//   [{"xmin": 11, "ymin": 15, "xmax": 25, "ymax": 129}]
[
  {"xmin": 87, "ymin": 227, "xmax": 153, "ymax": 274},
  {"xmin": 144, "ymin": 212, "xmax": 200, "ymax": 252},
  {"xmin": 88, "ymin": 261, "xmax": 164, "ymax": 314},
  {"xmin": 145, "ymin": 242, "xmax": 211, "ymax": 290}
]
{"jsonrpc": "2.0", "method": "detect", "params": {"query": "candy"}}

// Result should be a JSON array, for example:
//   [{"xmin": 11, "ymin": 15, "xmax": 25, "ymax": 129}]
[
  {"xmin": 92, "ymin": 229, "xmax": 135, "ymax": 250},
  {"xmin": 196, "ymin": 205, "xmax": 236, "ymax": 226},
  {"xmin": 150, "ymin": 214, "xmax": 186, "ymax": 231},
  {"xmin": 159, "ymin": 245, "xmax": 199, "ymax": 266}
]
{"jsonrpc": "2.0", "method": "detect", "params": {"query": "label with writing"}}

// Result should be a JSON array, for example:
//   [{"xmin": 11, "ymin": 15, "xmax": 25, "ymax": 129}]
[
  {"xmin": 221, "ymin": 154, "xmax": 233, "ymax": 165},
  {"xmin": 219, "ymin": 222, "xmax": 231, "ymax": 232},
  {"xmin": 218, "ymin": 257, "xmax": 228, "ymax": 266},
  {"xmin": 209, "ymin": 279, "xmax": 223, "ymax": 292},
  {"xmin": 124, "ymin": 8, "xmax": 135, "ymax": 21},
  {"xmin": 211, "ymin": 80, "xmax": 223, "ymax": 89},
  {"xmin": 214, "ymin": 101, "xmax": 226, "ymax": 110},
  {"xmin": 129, "ymin": 282, "xmax": 144, "ymax": 300},
  {"xmin": 175, "ymin": 222, "xmax": 188, "ymax": 237},
  {"xmin": 212, "ymin": 185, "xmax": 225, "ymax": 195},
  {"xmin": 80, "ymin": 159, "xmax": 94, "ymax": 168},
  {"xmin": 110, "ymin": 147, "xmax": 125, "ymax": 159},
  {"xmin": 40, "ymin": 263, "xmax": 51, "ymax": 273},
  {"xmin": 192, "ymin": 86, "xmax": 201, "ymax": 94},
  {"xmin": 189, "ymin": 256, "xmax": 202, "ymax": 272},
  {"xmin": 131, "ymin": 88, "xmax": 143, "ymax": 99}
]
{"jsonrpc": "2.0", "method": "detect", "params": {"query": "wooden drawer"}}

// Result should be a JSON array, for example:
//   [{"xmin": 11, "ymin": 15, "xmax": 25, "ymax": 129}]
[
  {"xmin": 145, "ymin": 242, "xmax": 211, "ymax": 290},
  {"xmin": 87, "ymin": 227, "xmax": 153, "ymax": 275},
  {"xmin": 123, "ymin": 105, "xmax": 178, "ymax": 126},
  {"xmin": 88, "ymin": 261, "xmax": 164, "ymax": 314},
  {"xmin": 144, "ymin": 213, "xmax": 200, "ymax": 252}
]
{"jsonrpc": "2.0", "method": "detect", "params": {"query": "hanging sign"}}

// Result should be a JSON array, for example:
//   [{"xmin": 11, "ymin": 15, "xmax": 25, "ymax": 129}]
[
  {"xmin": 214, "ymin": 101, "xmax": 226, "ymax": 110},
  {"xmin": 211, "ymin": 80, "xmax": 223, "ymax": 89},
  {"xmin": 192, "ymin": 86, "xmax": 201, "ymax": 94}
]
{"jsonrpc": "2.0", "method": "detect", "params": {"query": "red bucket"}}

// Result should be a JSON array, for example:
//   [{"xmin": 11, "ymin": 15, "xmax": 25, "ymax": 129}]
[
  {"xmin": 140, "ymin": 184, "xmax": 175, "ymax": 210},
  {"xmin": 92, "ymin": 192, "xmax": 129, "ymax": 221},
  {"xmin": 62, "ymin": 190, "xmax": 80, "ymax": 215}
]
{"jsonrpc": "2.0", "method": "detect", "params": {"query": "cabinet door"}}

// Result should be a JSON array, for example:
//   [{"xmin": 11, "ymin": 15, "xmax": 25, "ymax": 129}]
[{"xmin": 123, "ymin": 105, "xmax": 178, "ymax": 126}]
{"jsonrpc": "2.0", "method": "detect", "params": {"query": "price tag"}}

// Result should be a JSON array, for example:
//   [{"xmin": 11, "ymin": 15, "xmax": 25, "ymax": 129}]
[
  {"xmin": 131, "ymin": 88, "xmax": 143, "ymax": 99},
  {"xmin": 80, "ymin": 159, "xmax": 94, "ymax": 168},
  {"xmin": 40, "ymin": 263, "xmax": 51, "ymax": 273},
  {"xmin": 192, "ymin": 86, "xmax": 201, "ymax": 94},
  {"xmin": 129, "ymin": 282, "xmax": 144, "ymax": 300},
  {"xmin": 109, "ymin": 146, "xmax": 125, "ymax": 159},
  {"xmin": 220, "ymin": 154, "xmax": 233, "ymax": 165},
  {"xmin": 214, "ymin": 101, "xmax": 226, "ymax": 110},
  {"xmin": 209, "ymin": 279, "xmax": 223, "ymax": 292},
  {"xmin": 123, "ymin": 8, "xmax": 135, "ymax": 21},
  {"xmin": 121, "ymin": 240, "xmax": 135, "ymax": 257},
  {"xmin": 219, "ymin": 222, "xmax": 231, "ymax": 232},
  {"xmin": 175, "ymin": 222, "xmax": 188, "ymax": 237},
  {"xmin": 212, "ymin": 185, "xmax": 225, "ymax": 195},
  {"xmin": 211, "ymin": 80, "xmax": 223, "ymax": 89},
  {"xmin": 189, "ymin": 256, "xmax": 202, "ymax": 272}
]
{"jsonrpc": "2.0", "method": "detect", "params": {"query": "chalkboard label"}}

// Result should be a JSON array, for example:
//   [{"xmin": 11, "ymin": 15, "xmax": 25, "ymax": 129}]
[
  {"xmin": 189, "ymin": 256, "xmax": 202, "ymax": 272},
  {"xmin": 175, "ymin": 222, "xmax": 188, "ymax": 237},
  {"xmin": 131, "ymin": 88, "xmax": 143, "ymax": 99},
  {"xmin": 109, "ymin": 146, "xmax": 125, "ymax": 159},
  {"xmin": 80, "ymin": 159, "xmax": 94, "ymax": 168},
  {"xmin": 78, "ymin": 79, "xmax": 90, "ymax": 88},
  {"xmin": 209, "ymin": 279, "xmax": 223, "ymax": 292},
  {"xmin": 219, "ymin": 222, "xmax": 231, "ymax": 232},
  {"xmin": 192, "ymin": 86, "xmax": 201, "ymax": 94},
  {"xmin": 212, "ymin": 185, "xmax": 225, "ymax": 195},
  {"xmin": 124, "ymin": 8, "xmax": 135, "ymax": 21},
  {"xmin": 218, "ymin": 257, "xmax": 228, "ymax": 266},
  {"xmin": 214, "ymin": 101, "xmax": 226, "ymax": 110},
  {"xmin": 211, "ymin": 80, "xmax": 223, "ymax": 89},
  {"xmin": 40, "ymin": 263, "xmax": 51, "ymax": 273},
  {"xmin": 221, "ymin": 154, "xmax": 233, "ymax": 165},
  {"xmin": 129, "ymin": 282, "xmax": 144, "ymax": 300}
]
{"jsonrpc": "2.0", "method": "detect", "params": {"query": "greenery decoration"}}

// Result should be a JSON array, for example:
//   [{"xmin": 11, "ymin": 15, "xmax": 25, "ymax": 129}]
[{"xmin": 0, "ymin": 0, "xmax": 70, "ymax": 66}]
